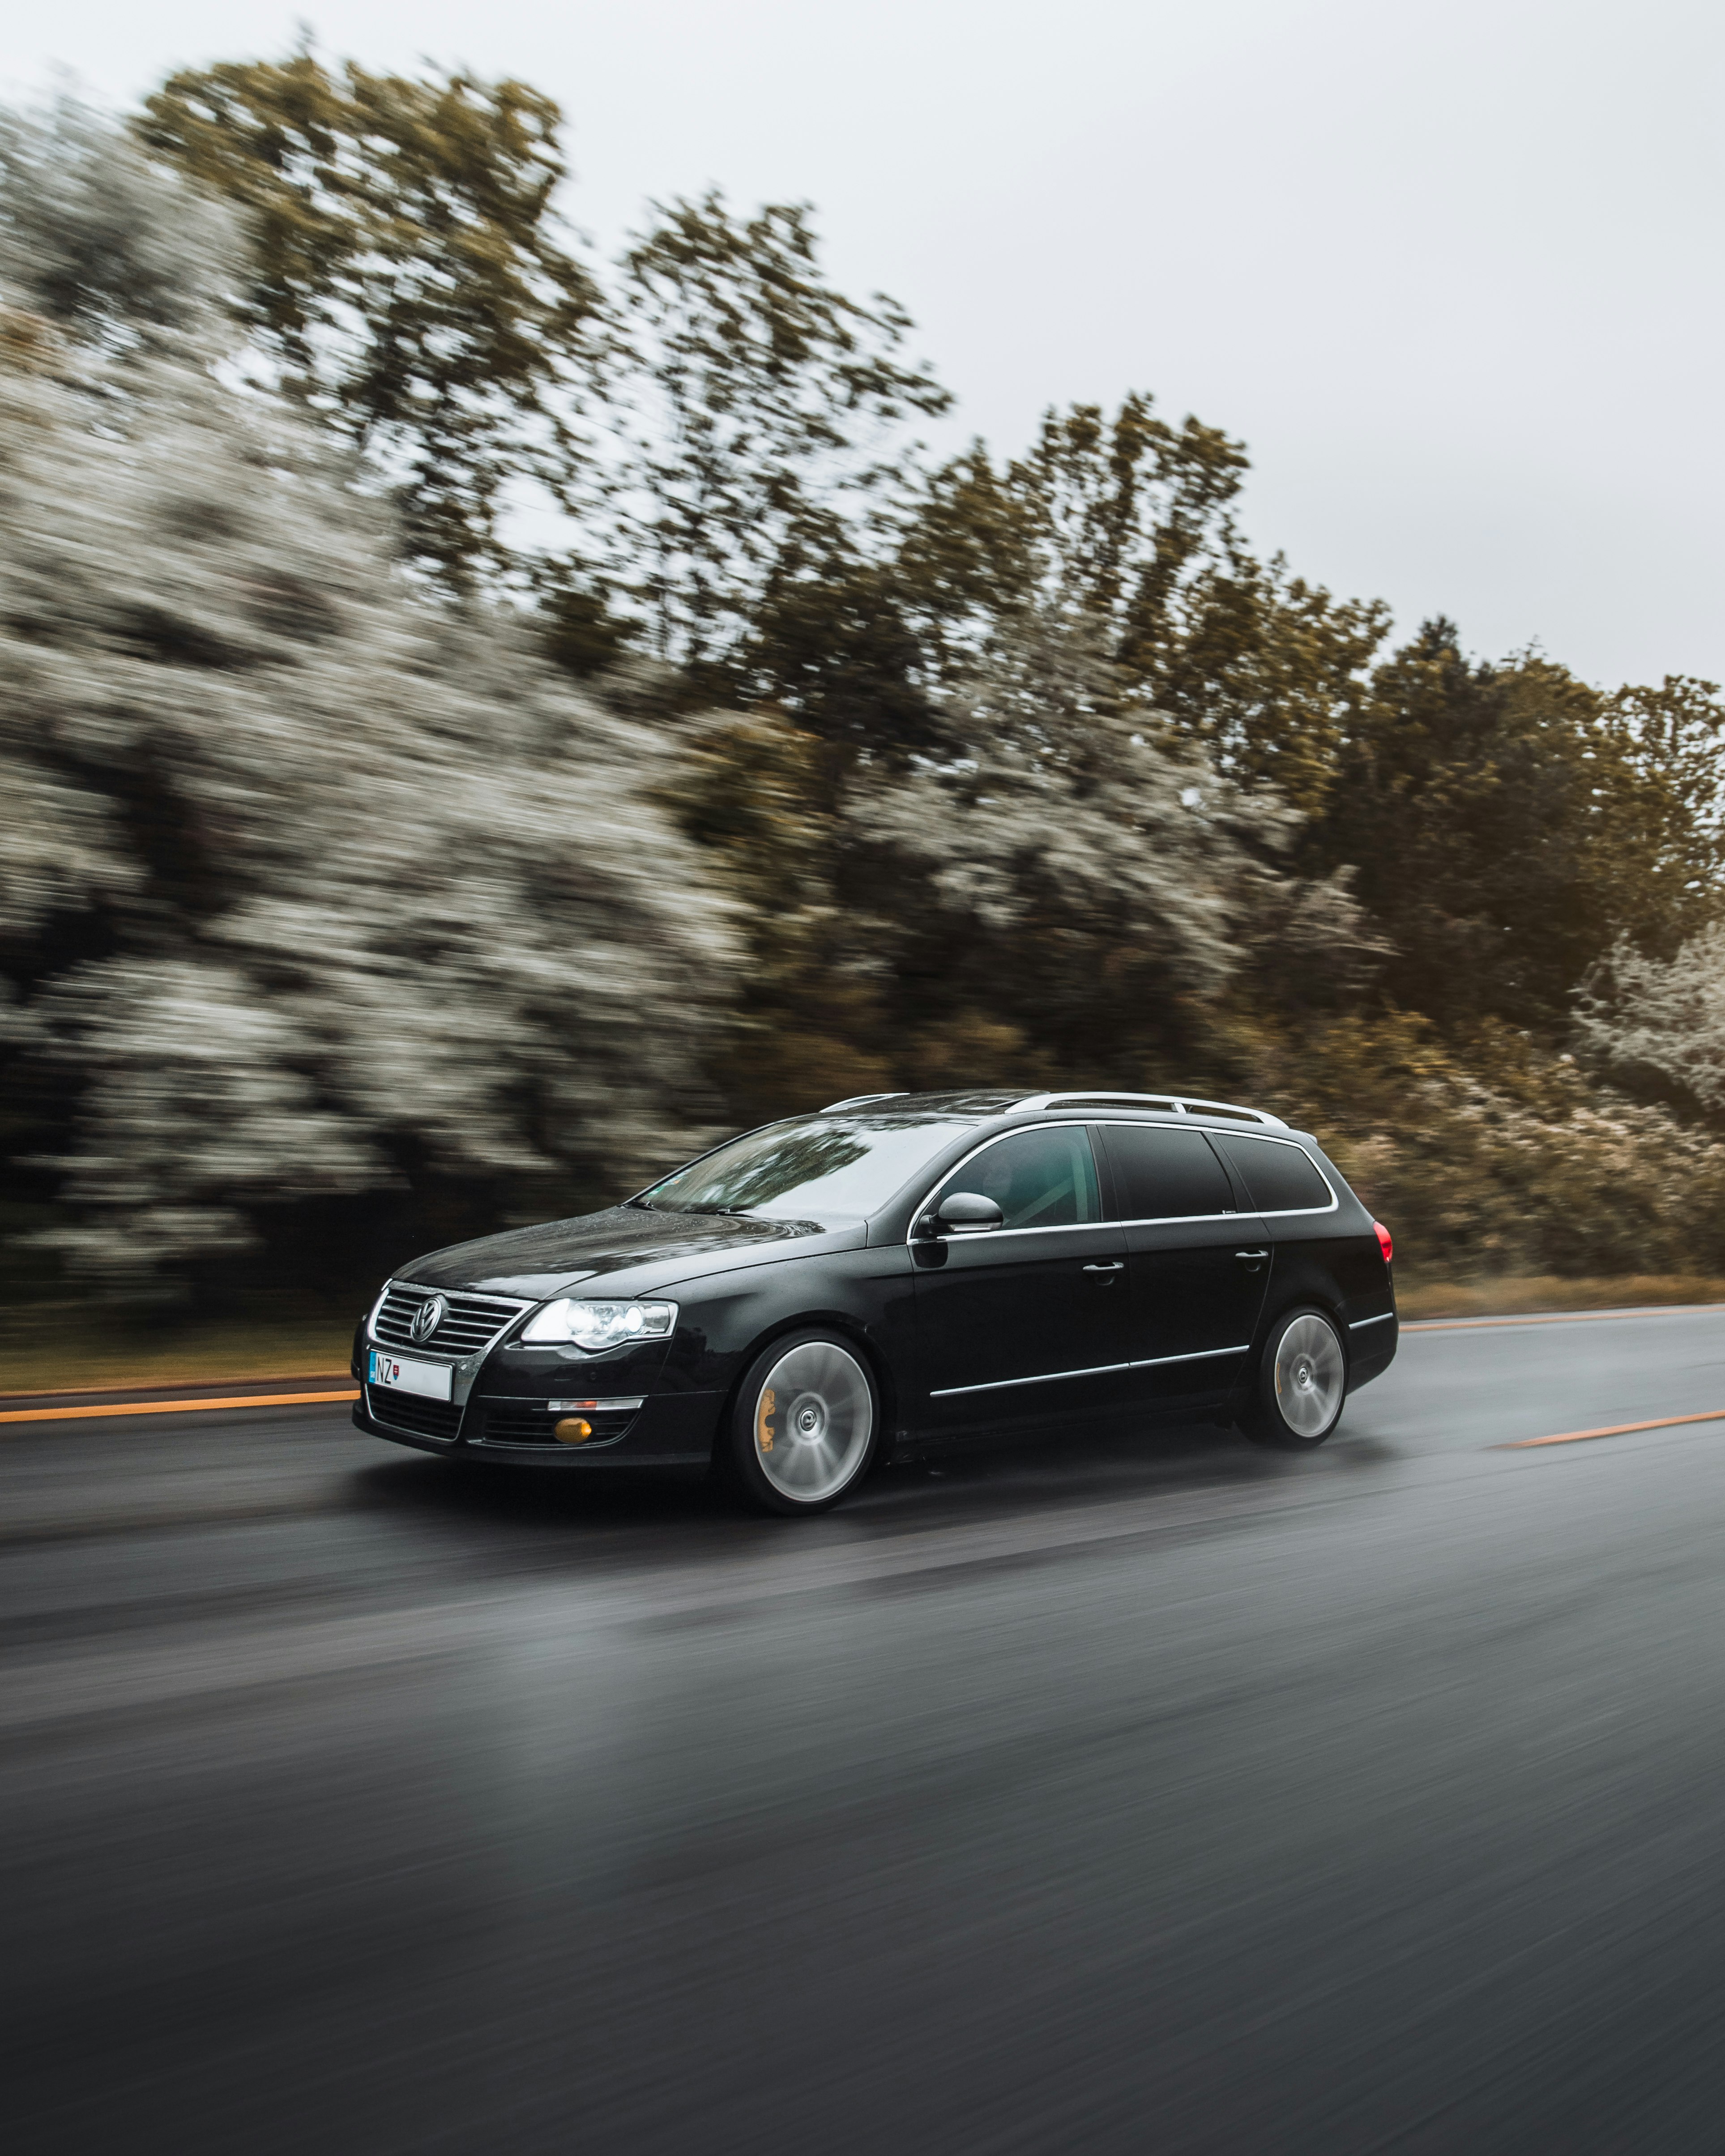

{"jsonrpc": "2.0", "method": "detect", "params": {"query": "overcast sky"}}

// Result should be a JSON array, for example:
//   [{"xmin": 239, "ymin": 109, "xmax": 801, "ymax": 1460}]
[{"xmin": 5, "ymin": 0, "xmax": 1720, "ymax": 689}]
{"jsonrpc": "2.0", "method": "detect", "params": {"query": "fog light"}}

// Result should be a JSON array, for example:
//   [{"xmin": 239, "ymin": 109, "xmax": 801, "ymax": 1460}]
[{"xmin": 554, "ymin": 1417, "xmax": 593, "ymax": 1444}]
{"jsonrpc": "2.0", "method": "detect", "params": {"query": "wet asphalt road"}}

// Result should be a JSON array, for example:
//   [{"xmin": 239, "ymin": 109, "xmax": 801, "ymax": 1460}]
[{"xmin": 9, "ymin": 1310, "xmax": 1725, "ymax": 2154}]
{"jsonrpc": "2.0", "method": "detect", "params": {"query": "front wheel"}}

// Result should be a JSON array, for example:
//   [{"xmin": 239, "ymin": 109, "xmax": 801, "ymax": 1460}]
[
  {"xmin": 726, "ymin": 1331, "xmax": 880, "ymax": 1515},
  {"xmin": 1241, "ymin": 1306, "xmax": 1347, "ymax": 1450}
]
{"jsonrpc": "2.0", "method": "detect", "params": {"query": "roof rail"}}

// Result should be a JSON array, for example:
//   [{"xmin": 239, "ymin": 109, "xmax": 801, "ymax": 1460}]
[
  {"xmin": 820, "ymin": 1092, "xmax": 909, "ymax": 1113},
  {"xmin": 1021, "ymin": 1091, "xmax": 1288, "ymax": 1130}
]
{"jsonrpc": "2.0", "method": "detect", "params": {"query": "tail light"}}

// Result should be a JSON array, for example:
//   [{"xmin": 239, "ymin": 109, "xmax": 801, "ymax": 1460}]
[{"xmin": 1374, "ymin": 1221, "xmax": 1393, "ymax": 1268}]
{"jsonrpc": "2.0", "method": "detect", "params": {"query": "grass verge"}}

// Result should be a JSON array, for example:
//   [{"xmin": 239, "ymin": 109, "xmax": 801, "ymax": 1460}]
[
  {"xmin": 1, "ymin": 1317, "xmax": 355, "ymax": 1398},
  {"xmin": 1395, "ymin": 1274, "xmax": 1725, "ymax": 1320}
]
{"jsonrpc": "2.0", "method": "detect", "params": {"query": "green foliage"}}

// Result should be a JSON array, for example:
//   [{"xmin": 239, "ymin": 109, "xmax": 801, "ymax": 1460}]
[
  {"xmin": 892, "ymin": 398, "xmax": 1388, "ymax": 810},
  {"xmin": 665, "ymin": 711, "xmax": 895, "ymax": 1125},
  {"xmin": 1595, "ymin": 675, "xmax": 1725, "ymax": 935},
  {"xmin": 896, "ymin": 397, "xmax": 1245, "ymax": 676},
  {"xmin": 1248, "ymin": 1013, "xmax": 1725, "ymax": 1281},
  {"xmin": 1149, "ymin": 551, "xmax": 1389, "ymax": 816},
  {"xmin": 534, "ymin": 569, "xmax": 639, "ymax": 680},
  {"xmin": 1307, "ymin": 623, "xmax": 1724, "ymax": 1037},
  {"xmin": 139, "ymin": 52, "xmax": 600, "ymax": 586}
]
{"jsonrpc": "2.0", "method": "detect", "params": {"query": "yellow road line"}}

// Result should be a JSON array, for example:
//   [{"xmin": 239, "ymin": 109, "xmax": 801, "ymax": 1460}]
[
  {"xmin": 1499, "ymin": 1408, "xmax": 1725, "ymax": 1450},
  {"xmin": 0, "ymin": 1389, "xmax": 360, "ymax": 1426}
]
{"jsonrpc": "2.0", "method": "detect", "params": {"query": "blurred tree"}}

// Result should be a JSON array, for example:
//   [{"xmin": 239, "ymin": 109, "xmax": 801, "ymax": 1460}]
[
  {"xmin": 0, "ymin": 93, "xmax": 237, "ymax": 346},
  {"xmin": 840, "ymin": 606, "xmax": 1383, "ymax": 1085},
  {"xmin": 15, "ymin": 80, "xmax": 1725, "ymax": 1305},
  {"xmin": 1307, "ymin": 623, "xmax": 1724, "ymax": 1037},
  {"xmin": 666, "ymin": 711, "xmax": 896, "ymax": 1125},
  {"xmin": 0, "ymin": 102, "xmax": 732, "ymax": 1297},
  {"xmin": 1148, "ymin": 550, "xmax": 1390, "ymax": 817},
  {"xmin": 603, "ymin": 192, "xmax": 949, "ymax": 692},
  {"xmin": 1574, "ymin": 926, "xmax": 1725, "ymax": 1116},
  {"xmin": 1594, "ymin": 675, "xmax": 1725, "ymax": 931},
  {"xmin": 138, "ymin": 51, "xmax": 601, "ymax": 587},
  {"xmin": 745, "ymin": 555, "xmax": 940, "ymax": 764},
  {"xmin": 532, "ymin": 564, "xmax": 640, "ymax": 681},
  {"xmin": 893, "ymin": 398, "xmax": 1247, "ymax": 679},
  {"xmin": 892, "ymin": 399, "xmax": 1388, "ymax": 809}
]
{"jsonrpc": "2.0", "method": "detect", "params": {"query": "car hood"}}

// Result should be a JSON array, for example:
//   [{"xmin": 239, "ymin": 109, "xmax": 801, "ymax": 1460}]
[{"xmin": 397, "ymin": 1205, "xmax": 865, "ymax": 1301}]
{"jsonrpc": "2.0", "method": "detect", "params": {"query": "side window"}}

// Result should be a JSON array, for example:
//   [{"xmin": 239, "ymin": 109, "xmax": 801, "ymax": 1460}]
[
  {"xmin": 931, "ymin": 1126, "xmax": 1102, "ymax": 1230},
  {"xmin": 1211, "ymin": 1134, "xmax": 1333, "ymax": 1213},
  {"xmin": 1100, "ymin": 1124, "xmax": 1234, "ymax": 1220}
]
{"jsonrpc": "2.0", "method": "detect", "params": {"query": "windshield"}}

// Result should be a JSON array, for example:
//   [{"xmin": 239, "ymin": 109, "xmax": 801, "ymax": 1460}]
[{"xmin": 636, "ymin": 1114, "xmax": 978, "ymax": 1219}]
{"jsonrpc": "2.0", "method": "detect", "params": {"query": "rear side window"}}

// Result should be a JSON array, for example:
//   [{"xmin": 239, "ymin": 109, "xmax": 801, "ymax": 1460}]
[
  {"xmin": 1211, "ymin": 1134, "xmax": 1333, "ymax": 1213},
  {"xmin": 1100, "ymin": 1125, "xmax": 1234, "ymax": 1220},
  {"xmin": 931, "ymin": 1125, "xmax": 1103, "ymax": 1230}
]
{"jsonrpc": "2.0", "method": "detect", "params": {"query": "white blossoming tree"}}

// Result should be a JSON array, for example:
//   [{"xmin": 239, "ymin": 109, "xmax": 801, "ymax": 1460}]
[
  {"xmin": 1575, "ymin": 927, "xmax": 1725, "ymax": 1118},
  {"xmin": 839, "ymin": 608, "xmax": 1383, "ymax": 1085},
  {"xmin": 0, "ymin": 104, "xmax": 735, "ymax": 1294}
]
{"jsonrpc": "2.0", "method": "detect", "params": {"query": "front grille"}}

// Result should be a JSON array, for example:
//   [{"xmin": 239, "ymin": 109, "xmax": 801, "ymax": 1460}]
[
  {"xmin": 372, "ymin": 1283, "xmax": 527, "ymax": 1357},
  {"xmin": 366, "ymin": 1386, "xmax": 464, "ymax": 1441},
  {"xmin": 475, "ymin": 1400, "xmax": 642, "ymax": 1447}
]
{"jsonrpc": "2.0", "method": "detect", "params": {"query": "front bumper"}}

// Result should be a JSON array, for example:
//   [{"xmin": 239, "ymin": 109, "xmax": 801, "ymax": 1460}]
[
  {"xmin": 353, "ymin": 1303, "xmax": 720, "ymax": 1464},
  {"xmin": 355, "ymin": 1379, "xmax": 723, "ymax": 1465}
]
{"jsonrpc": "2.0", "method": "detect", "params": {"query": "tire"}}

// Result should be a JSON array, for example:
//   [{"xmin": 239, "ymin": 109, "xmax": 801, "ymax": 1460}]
[
  {"xmin": 1241, "ymin": 1305, "xmax": 1347, "ymax": 1450},
  {"xmin": 725, "ymin": 1330, "xmax": 881, "ymax": 1516}
]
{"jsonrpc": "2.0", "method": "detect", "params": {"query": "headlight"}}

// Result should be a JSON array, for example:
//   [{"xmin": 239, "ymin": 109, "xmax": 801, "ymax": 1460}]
[{"xmin": 520, "ymin": 1298, "xmax": 679, "ymax": 1351}]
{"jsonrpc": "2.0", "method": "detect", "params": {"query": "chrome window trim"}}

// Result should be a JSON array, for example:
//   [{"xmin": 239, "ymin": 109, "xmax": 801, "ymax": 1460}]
[
  {"xmin": 1349, "ymin": 1311, "xmax": 1396, "ymax": 1331},
  {"xmin": 911, "ymin": 1219, "xmax": 1153, "ymax": 1247},
  {"xmin": 1111, "ymin": 1209, "xmax": 1238, "ymax": 1228},
  {"xmin": 905, "ymin": 1117, "xmax": 1346, "ymax": 1240},
  {"xmin": 932, "ymin": 1341, "xmax": 1252, "ymax": 1398}
]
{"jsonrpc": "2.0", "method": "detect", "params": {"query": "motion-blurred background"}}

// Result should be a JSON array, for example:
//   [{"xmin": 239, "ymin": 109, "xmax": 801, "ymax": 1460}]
[{"xmin": 4, "ymin": 2, "xmax": 1725, "ymax": 1379}]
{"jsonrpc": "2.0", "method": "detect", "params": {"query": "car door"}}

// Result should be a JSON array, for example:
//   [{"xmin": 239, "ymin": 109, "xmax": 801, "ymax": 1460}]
[
  {"xmin": 911, "ymin": 1123, "xmax": 1129, "ymax": 1438},
  {"xmin": 1095, "ymin": 1121, "xmax": 1270, "ymax": 1413},
  {"xmin": 1206, "ymin": 1130, "xmax": 1346, "ymax": 1305}
]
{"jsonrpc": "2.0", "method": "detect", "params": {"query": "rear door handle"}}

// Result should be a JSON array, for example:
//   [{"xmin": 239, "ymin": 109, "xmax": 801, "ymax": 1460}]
[
  {"xmin": 1234, "ymin": 1249, "xmax": 1268, "ymax": 1269},
  {"xmin": 1083, "ymin": 1261, "xmax": 1124, "ymax": 1274}
]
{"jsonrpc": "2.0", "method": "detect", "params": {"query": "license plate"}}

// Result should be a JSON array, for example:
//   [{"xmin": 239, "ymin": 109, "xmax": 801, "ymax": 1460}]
[{"xmin": 368, "ymin": 1350, "xmax": 452, "ymax": 1401}]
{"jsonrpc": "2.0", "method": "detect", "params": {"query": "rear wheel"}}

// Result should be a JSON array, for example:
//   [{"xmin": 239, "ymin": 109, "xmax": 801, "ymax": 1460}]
[
  {"xmin": 1242, "ymin": 1306, "xmax": 1347, "ymax": 1450},
  {"xmin": 726, "ymin": 1331, "xmax": 880, "ymax": 1515}
]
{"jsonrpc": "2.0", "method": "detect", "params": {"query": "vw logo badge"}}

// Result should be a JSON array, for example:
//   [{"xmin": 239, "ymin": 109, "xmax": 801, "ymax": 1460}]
[{"xmin": 410, "ymin": 1294, "xmax": 446, "ymax": 1345}]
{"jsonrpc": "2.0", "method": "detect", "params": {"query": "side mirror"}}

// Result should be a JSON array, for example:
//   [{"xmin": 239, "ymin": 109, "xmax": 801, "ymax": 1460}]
[{"xmin": 931, "ymin": 1191, "xmax": 1004, "ymax": 1236}]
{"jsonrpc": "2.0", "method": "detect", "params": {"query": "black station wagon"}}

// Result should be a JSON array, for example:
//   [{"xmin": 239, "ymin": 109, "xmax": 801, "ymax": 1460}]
[{"xmin": 353, "ymin": 1090, "xmax": 1398, "ymax": 1514}]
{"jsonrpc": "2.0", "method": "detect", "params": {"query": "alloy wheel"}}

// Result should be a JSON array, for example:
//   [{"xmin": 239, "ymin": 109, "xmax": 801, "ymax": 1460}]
[
  {"xmin": 752, "ymin": 1339, "xmax": 874, "ymax": 1504},
  {"xmin": 1272, "ymin": 1312, "xmax": 1345, "ymax": 1439}
]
